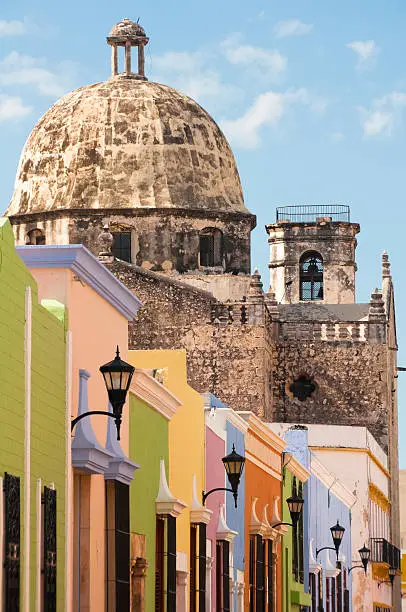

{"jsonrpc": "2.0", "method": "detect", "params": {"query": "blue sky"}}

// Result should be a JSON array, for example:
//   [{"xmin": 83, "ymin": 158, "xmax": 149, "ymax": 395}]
[{"xmin": 1, "ymin": 1, "xmax": 406, "ymax": 463}]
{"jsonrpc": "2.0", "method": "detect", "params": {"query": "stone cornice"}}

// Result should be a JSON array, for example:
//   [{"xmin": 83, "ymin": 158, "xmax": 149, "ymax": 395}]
[
  {"xmin": 284, "ymin": 453, "xmax": 310, "ymax": 482},
  {"xmin": 130, "ymin": 371, "xmax": 181, "ymax": 421},
  {"xmin": 17, "ymin": 244, "xmax": 141, "ymax": 320},
  {"xmin": 9, "ymin": 205, "xmax": 256, "ymax": 227},
  {"xmin": 238, "ymin": 412, "xmax": 286, "ymax": 454}
]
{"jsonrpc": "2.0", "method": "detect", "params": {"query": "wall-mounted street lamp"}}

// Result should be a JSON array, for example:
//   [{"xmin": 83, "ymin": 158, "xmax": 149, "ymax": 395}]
[
  {"xmin": 271, "ymin": 493, "xmax": 305, "ymax": 529},
  {"xmin": 71, "ymin": 347, "xmax": 135, "ymax": 441},
  {"xmin": 202, "ymin": 445, "xmax": 245, "ymax": 508},
  {"xmin": 316, "ymin": 520, "xmax": 345, "ymax": 562},
  {"xmin": 378, "ymin": 567, "xmax": 396, "ymax": 588},
  {"xmin": 348, "ymin": 545, "xmax": 371, "ymax": 575}
]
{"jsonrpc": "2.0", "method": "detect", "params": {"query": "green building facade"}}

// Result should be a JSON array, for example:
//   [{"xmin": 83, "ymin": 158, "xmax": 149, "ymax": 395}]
[
  {"xmin": 129, "ymin": 385, "xmax": 171, "ymax": 612},
  {"xmin": 0, "ymin": 219, "xmax": 67, "ymax": 610},
  {"xmin": 282, "ymin": 465, "xmax": 311, "ymax": 611}
]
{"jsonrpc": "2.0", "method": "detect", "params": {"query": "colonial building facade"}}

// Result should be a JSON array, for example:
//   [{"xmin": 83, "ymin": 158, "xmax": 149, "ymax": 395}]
[{"xmin": 4, "ymin": 17, "xmax": 401, "ymax": 610}]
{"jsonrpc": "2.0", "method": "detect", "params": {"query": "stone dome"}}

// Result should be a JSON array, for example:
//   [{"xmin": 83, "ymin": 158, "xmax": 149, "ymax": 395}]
[
  {"xmin": 8, "ymin": 78, "xmax": 248, "ymax": 217},
  {"xmin": 108, "ymin": 18, "xmax": 146, "ymax": 40}
]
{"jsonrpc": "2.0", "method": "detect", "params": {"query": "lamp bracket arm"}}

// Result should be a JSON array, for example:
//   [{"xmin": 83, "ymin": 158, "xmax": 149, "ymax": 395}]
[
  {"xmin": 348, "ymin": 565, "xmax": 363, "ymax": 574},
  {"xmin": 202, "ymin": 487, "xmax": 234, "ymax": 505},
  {"xmin": 271, "ymin": 522, "xmax": 294, "ymax": 529},
  {"xmin": 71, "ymin": 410, "xmax": 116, "ymax": 432},
  {"xmin": 315, "ymin": 546, "xmax": 336, "ymax": 559}
]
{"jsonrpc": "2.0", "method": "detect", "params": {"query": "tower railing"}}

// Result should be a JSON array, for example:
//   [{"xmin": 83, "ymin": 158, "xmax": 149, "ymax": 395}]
[{"xmin": 276, "ymin": 205, "xmax": 350, "ymax": 223}]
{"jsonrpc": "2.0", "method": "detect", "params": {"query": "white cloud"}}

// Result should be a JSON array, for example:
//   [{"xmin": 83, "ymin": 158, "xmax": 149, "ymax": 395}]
[
  {"xmin": 220, "ymin": 88, "xmax": 324, "ymax": 149},
  {"xmin": 274, "ymin": 19, "xmax": 313, "ymax": 39},
  {"xmin": 0, "ymin": 19, "xmax": 26, "ymax": 37},
  {"xmin": 151, "ymin": 50, "xmax": 243, "ymax": 110},
  {"xmin": 222, "ymin": 36, "xmax": 287, "ymax": 81},
  {"xmin": 361, "ymin": 91, "xmax": 406, "ymax": 136},
  {"xmin": 0, "ymin": 94, "xmax": 32, "ymax": 121},
  {"xmin": 0, "ymin": 51, "xmax": 76, "ymax": 97},
  {"xmin": 346, "ymin": 40, "xmax": 380, "ymax": 69}
]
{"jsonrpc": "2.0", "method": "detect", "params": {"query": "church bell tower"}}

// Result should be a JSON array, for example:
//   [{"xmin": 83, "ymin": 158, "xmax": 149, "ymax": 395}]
[{"xmin": 266, "ymin": 205, "xmax": 360, "ymax": 304}]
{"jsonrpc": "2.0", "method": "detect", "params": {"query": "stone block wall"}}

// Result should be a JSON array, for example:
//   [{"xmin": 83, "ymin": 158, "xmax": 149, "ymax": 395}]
[{"xmin": 271, "ymin": 337, "xmax": 390, "ymax": 451}]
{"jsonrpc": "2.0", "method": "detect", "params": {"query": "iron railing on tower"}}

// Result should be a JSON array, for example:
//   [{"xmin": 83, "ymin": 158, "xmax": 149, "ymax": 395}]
[{"xmin": 276, "ymin": 205, "xmax": 350, "ymax": 224}]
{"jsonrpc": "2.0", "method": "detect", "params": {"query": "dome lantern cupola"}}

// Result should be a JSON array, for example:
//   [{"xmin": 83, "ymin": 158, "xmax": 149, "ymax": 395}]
[{"xmin": 107, "ymin": 18, "xmax": 149, "ymax": 80}]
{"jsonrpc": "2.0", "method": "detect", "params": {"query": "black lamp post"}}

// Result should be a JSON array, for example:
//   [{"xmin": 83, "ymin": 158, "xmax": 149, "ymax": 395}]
[
  {"xmin": 271, "ymin": 493, "xmax": 305, "ymax": 529},
  {"xmin": 202, "ymin": 445, "xmax": 245, "ymax": 508},
  {"xmin": 316, "ymin": 520, "xmax": 345, "ymax": 561},
  {"xmin": 348, "ymin": 545, "xmax": 371, "ymax": 575},
  {"xmin": 71, "ymin": 346, "xmax": 135, "ymax": 441}
]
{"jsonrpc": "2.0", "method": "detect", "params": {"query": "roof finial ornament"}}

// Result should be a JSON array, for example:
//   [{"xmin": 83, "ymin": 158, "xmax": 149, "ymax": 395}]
[
  {"xmin": 382, "ymin": 250, "xmax": 391, "ymax": 278},
  {"xmin": 107, "ymin": 18, "xmax": 149, "ymax": 80}
]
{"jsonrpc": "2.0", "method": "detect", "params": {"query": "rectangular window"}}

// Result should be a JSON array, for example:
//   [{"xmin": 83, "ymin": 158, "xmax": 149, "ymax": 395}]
[
  {"xmin": 216, "ymin": 540, "xmax": 230, "ymax": 612},
  {"xmin": 249, "ymin": 536, "xmax": 255, "ymax": 612},
  {"xmin": 326, "ymin": 578, "xmax": 331, "ymax": 612},
  {"xmin": 167, "ymin": 515, "xmax": 177, "ymax": 610},
  {"xmin": 336, "ymin": 563, "xmax": 342, "ymax": 612},
  {"xmin": 198, "ymin": 524, "xmax": 207, "ymax": 611},
  {"xmin": 43, "ymin": 486, "xmax": 57, "ymax": 612},
  {"xmin": 112, "ymin": 232, "xmax": 132, "ymax": 263},
  {"xmin": 155, "ymin": 517, "xmax": 165, "ymax": 612},
  {"xmin": 255, "ymin": 535, "xmax": 265, "ymax": 611},
  {"xmin": 310, "ymin": 573, "xmax": 317, "ymax": 612},
  {"xmin": 331, "ymin": 577, "xmax": 336, "ymax": 612},
  {"xmin": 190, "ymin": 525, "xmax": 197, "ymax": 612},
  {"xmin": 4, "ymin": 473, "xmax": 20, "ymax": 612},
  {"xmin": 267, "ymin": 540, "xmax": 273, "ymax": 612},
  {"xmin": 106, "ymin": 481, "xmax": 130, "ymax": 612},
  {"xmin": 200, "ymin": 235, "xmax": 214, "ymax": 267}
]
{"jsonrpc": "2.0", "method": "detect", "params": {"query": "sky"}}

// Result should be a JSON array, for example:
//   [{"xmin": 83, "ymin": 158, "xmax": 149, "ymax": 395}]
[{"xmin": 1, "ymin": 0, "xmax": 406, "ymax": 463}]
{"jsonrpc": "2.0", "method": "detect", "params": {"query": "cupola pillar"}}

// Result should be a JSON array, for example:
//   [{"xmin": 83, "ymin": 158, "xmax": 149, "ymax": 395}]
[{"xmin": 107, "ymin": 18, "xmax": 149, "ymax": 80}]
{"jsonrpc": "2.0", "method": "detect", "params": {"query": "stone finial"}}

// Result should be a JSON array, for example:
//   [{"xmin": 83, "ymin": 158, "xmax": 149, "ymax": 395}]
[
  {"xmin": 264, "ymin": 285, "xmax": 280, "ymax": 320},
  {"xmin": 98, "ymin": 224, "xmax": 114, "ymax": 261},
  {"xmin": 368, "ymin": 288, "xmax": 386, "ymax": 321},
  {"xmin": 382, "ymin": 251, "xmax": 391, "ymax": 278},
  {"xmin": 247, "ymin": 268, "xmax": 264, "ymax": 301}
]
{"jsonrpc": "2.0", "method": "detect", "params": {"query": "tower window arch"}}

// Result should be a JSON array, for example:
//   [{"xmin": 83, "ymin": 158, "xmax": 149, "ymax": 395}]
[
  {"xmin": 26, "ymin": 228, "xmax": 45, "ymax": 245},
  {"xmin": 111, "ymin": 231, "xmax": 132, "ymax": 262},
  {"xmin": 199, "ymin": 228, "xmax": 223, "ymax": 267},
  {"xmin": 300, "ymin": 251, "xmax": 323, "ymax": 301}
]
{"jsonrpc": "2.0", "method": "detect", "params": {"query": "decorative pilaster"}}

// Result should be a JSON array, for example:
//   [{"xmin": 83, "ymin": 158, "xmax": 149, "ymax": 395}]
[{"xmin": 130, "ymin": 558, "xmax": 149, "ymax": 612}]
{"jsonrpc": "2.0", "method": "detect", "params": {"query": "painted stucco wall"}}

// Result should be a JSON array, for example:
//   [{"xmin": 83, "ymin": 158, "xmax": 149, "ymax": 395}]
[
  {"xmin": 129, "ymin": 349, "xmax": 205, "ymax": 596},
  {"xmin": 205, "ymin": 425, "xmax": 226, "ymax": 606},
  {"xmin": 26, "ymin": 261, "xmax": 130, "ymax": 611},
  {"xmin": 226, "ymin": 422, "xmax": 245, "ymax": 578},
  {"xmin": 129, "ymin": 392, "xmax": 169, "ymax": 612},
  {"xmin": 282, "ymin": 468, "xmax": 312, "ymax": 611},
  {"xmin": 0, "ymin": 219, "xmax": 67, "ymax": 610}
]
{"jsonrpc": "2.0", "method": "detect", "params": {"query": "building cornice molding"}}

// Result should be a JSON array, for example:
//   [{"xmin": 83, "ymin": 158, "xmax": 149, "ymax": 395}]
[
  {"xmin": 309, "ymin": 446, "xmax": 391, "ymax": 479},
  {"xmin": 17, "ymin": 244, "xmax": 142, "ymax": 320},
  {"xmin": 238, "ymin": 412, "xmax": 286, "ymax": 453},
  {"xmin": 130, "ymin": 371, "xmax": 181, "ymax": 421},
  {"xmin": 284, "ymin": 453, "xmax": 310, "ymax": 482}
]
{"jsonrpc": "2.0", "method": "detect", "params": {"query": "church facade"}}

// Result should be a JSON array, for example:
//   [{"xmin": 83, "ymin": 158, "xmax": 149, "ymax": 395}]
[{"xmin": 5, "ymin": 17, "xmax": 401, "ymax": 610}]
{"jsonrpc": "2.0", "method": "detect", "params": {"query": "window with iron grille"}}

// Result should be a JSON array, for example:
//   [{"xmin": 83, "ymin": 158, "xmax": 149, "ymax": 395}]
[
  {"xmin": 190, "ymin": 523, "xmax": 207, "ymax": 612},
  {"xmin": 331, "ymin": 578, "xmax": 336, "ymax": 612},
  {"xmin": 43, "ymin": 486, "xmax": 57, "ymax": 612},
  {"xmin": 310, "ymin": 573, "xmax": 317, "ymax": 611},
  {"xmin": 167, "ymin": 515, "xmax": 177, "ymax": 611},
  {"xmin": 216, "ymin": 540, "xmax": 230, "ymax": 612},
  {"xmin": 4, "ymin": 473, "xmax": 20, "ymax": 612},
  {"xmin": 300, "ymin": 252, "xmax": 323, "ymax": 301},
  {"xmin": 112, "ymin": 232, "xmax": 132, "ymax": 262},
  {"xmin": 325, "ymin": 578, "xmax": 331, "ymax": 612},
  {"xmin": 336, "ymin": 562, "xmax": 342, "ymax": 612},
  {"xmin": 249, "ymin": 536, "xmax": 255, "ymax": 612},
  {"xmin": 106, "ymin": 481, "xmax": 130, "ymax": 612},
  {"xmin": 155, "ymin": 517, "xmax": 165, "ymax": 612},
  {"xmin": 267, "ymin": 540, "xmax": 274, "ymax": 612},
  {"xmin": 318, "ymin": 569, "xmax": 324, "ymax": 612},
  {"xmin": 255, "ymin": 535, "xmax": 265, "ymax": 610}
]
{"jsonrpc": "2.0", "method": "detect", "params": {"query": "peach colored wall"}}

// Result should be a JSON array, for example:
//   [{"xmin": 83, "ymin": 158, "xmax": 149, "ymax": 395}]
[
  {"xmin": 29, "ymin": 266, "xmax": 130, "ymax": 612},
  {"xmin": 244, "ymin": 444, "xmax": 283, "ymax": 612}
]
